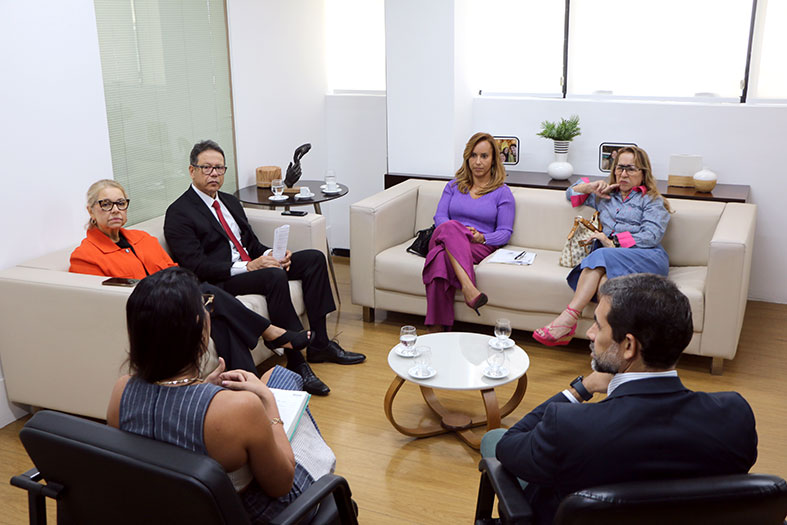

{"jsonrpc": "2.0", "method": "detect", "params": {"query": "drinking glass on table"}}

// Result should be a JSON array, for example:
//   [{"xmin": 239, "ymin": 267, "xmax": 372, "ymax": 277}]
[
  {"xmin": 412, "ymin": 346, "xmax": 433, "ymax": 377},
  {"xmin": 486, "ymin": 343, "xmax": 508, "ymax": 377},
  {"xmin": 494, "ymin": 318, "xmax": 512, "ymax": 348},
  {"xmin": 399, "ymin": 325, "xmax": 418, "ymax": 357},
  {"xmin": 324, "ymin": 170, "xmax": 338, "ymax": 191},
  {"xmin": 271, "ymin": 178, "xmax": 284, "ymax": 198}
]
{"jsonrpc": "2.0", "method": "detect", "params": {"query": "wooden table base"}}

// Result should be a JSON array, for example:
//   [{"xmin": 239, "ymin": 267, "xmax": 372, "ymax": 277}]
[{"xmin": 383, "ymin": 374, "xmax": 528, "ymax": 449}]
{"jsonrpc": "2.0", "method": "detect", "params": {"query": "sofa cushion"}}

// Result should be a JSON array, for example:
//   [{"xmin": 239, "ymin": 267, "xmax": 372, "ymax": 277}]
[
  {"xmin": 662, "ymin": 200, "xmax": 724, "ymax": 267},
  {"xmin": 376, "ymin": 239, "xmax": 705, "ymax": 331},
  {"xmin": 415, "ymin": 183, "xmax": 444, "ymax": 231},
  {"xmin": 508, "ymin": 188, "xmax": 598, "ymax": 251}
]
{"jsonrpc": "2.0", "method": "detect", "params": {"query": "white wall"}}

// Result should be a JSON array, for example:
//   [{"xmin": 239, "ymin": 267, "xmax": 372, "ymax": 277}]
[
  {"xmin": 324, "ymin": 94, "xmax": 388, "ymax": 249},
  {"xmin": 227, "ymin": 0, "xmax": 328, "ymax": 190},
  {"xmin": 227, "ymin": 1, "xmax": 388, "ymax": 250},
  {"xmin": 1, "ymin": 0, "xmax": 113, "ymax": 427},
  {"xmin": 386, "ymin": 0, "xmax": 466, "ymax": 175}
]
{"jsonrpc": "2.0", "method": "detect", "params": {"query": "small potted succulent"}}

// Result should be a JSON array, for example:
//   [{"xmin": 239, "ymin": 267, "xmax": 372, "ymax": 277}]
[{"xmin": 537, "ymin": 115, "xmax": 581, "ymax": 180}]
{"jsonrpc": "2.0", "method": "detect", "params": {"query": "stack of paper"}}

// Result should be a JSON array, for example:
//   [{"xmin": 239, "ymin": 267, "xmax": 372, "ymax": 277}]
[
  {"xmin": 488, "ymin": 249, "xmax": 536, "ymax": 266},
  {"xmin": 270, "ymin": 388, "xmax": 310, "ymax": 441},
  {"xmin": 272, "ymin": 224, "xmax": 289, "ymax": 260}
]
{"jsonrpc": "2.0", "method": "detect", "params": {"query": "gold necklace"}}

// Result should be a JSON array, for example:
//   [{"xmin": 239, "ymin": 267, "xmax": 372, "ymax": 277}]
[{"xmin": 155, "ymin": 375, "xmax": 202, "ymax": 386}]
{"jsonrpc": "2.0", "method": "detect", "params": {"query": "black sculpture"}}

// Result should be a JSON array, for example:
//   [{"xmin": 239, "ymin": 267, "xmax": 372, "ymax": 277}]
[{"xmin": 284, "ymin": 143, "xmax": 312, "ymax": 188}]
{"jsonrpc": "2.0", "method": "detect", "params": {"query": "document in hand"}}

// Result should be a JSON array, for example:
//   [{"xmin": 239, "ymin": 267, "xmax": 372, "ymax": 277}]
[
  {"xmin": 270, "ymin": 388, "xmax": 310, "ymax": 441},
  {"xmin": 488, "ymin": 249, "xmax": 536, "ymax": 266},
  {"xmin": 272, "ymin": 224, "xmax": 290, "ymax": 260}
]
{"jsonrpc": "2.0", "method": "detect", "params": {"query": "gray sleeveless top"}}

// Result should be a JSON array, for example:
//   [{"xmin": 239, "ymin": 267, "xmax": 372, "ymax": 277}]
[
  {"xmin": 118, "ymin": 376, "xmax": 313, "ymax": 523},
  {"xmin": 119, "ymin": 377, "xmax": 222, "ymax": 453}
]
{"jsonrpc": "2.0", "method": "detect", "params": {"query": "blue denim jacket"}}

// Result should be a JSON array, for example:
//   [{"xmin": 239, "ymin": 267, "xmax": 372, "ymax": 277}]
[{"xmin": 566, "ymin": 179, "xmax": 670, "ymax": 248}]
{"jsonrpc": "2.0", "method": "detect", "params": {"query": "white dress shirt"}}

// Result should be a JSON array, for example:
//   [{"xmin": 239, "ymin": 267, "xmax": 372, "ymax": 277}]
[
  {"xmin": 190, "ymin": 184, "xmax": 249, "ymax": 276},
  {"xmin": 562, "ymin": 370, "xmax": 679, "ymax": 403}
]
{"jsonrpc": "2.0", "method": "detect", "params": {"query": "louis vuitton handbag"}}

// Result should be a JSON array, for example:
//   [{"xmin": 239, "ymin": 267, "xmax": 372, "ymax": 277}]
[{"xmin": 559, "ymin": 212, "xmax": 602, "ymax": 268}]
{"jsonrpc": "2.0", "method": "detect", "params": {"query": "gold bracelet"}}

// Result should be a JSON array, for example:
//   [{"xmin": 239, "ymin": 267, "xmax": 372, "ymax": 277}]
[{"xmin": 270, "ymin": 417, "xmax": 283, "ymax": 426}]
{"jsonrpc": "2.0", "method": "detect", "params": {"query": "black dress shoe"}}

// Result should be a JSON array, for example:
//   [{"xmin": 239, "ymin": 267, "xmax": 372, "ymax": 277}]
[
  {"xmin": 307, "ymin": 340, "xmax": 366, "ymax": 365},
  {"xmin": 289, "ymin": 362, "xmax": 330, "ymax": 396}
]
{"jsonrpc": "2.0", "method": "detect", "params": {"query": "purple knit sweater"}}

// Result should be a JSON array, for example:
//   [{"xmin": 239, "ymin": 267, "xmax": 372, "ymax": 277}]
[{"xmin": 433, "ymin": 181, "xmax": 515, "ymax": 247}]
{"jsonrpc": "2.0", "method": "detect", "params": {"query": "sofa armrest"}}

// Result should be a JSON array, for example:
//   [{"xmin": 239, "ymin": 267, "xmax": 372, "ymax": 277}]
[
  {"xmin": 244, "ymin": 208, "xmax": 328, "ymax": 257},
  {"xmin": 701, "ymin": 203, "xmax": 757, "ymax": 360},
  {"xmin": 0, "ymin": 267, "xmax": 132, "ymax": 419},
  {"xmin": 349, "ymin": 179, "xmax": 423, "ymax": 308}
]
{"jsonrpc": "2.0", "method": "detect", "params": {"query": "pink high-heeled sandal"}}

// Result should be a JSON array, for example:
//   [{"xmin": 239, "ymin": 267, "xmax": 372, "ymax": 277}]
[{"xmin": 533, "ymin": 306, "xmax": 581, "ymax": 346}]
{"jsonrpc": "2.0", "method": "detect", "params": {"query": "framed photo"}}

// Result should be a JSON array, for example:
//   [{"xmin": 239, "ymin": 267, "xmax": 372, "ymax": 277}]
[
  {"xmin": 495, "ymin": 136, "xmax": 519, "ymax": 166},
  {"xmin": 599, "ymin": 142, "xmax": 637, "ymax": 172}
]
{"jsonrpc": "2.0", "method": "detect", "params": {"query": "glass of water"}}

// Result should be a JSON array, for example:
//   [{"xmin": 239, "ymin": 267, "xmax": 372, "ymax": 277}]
[
  {"xmin": 271, "ymin": 178, "xmax": 284, "ymax": 198},
  {"xmin": 399, "ymin": 325, "xmax": 417, "ymax": 357},
  {"xmin": 412, "ymin": 346, "xmax": 433, "ymax": 377},
  {"xmin": 324, "ymin": 169, "xmax": 338, "ymax": 190},
  {"xmin": 494, "ymin": 318, "xmax": 512, "ymax": 347},
  {"xmin": 486, "ymin": 344, "xmax": 507, "ymax": 377}
]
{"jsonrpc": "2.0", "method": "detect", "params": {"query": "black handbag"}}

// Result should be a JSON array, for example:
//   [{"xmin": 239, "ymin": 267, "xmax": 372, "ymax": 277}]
[{"xmin": 406, "ymin": 224, "xmax": 435, "ymax": 257}]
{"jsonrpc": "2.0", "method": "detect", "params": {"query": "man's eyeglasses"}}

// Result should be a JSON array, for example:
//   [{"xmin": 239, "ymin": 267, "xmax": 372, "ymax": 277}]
[
  {"xmin": 614, "ymin": 164, "xmax": 642, "ymax": 175},
  {"xmin": 192, "ymin": 164, "xmax": 228, "ymax": 175},
  {"xmin": 202, "ymin": 293, "xmax": 215, "ymax": 314},
  {"xmin": 96, "ymin": 199, "xmax": 130, "ymax": 211}
]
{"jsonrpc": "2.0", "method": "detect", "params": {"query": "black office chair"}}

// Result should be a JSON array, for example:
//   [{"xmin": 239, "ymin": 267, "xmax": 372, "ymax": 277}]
[
  {"xmin": 11, "ymin": 410, "xmax": 358, "ymax": 525},
  {"xmin": 475, "ymin": 457, "xmax": 787, "ymax": 525}
]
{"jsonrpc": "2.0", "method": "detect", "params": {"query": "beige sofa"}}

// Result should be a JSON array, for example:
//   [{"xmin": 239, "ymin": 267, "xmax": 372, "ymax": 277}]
[
  {"xmin": 0, "ymin": 209, "xmax": 327, "ymax": 419},
  {"xmin": 350, "ymin": 179, "xmax": 756, "ymax": 374}
]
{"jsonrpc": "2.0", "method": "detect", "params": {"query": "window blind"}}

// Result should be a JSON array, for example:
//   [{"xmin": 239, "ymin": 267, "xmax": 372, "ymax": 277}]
[{"xmin": 94, "ymin": 0, "xmax": 236, "ymax": 225}]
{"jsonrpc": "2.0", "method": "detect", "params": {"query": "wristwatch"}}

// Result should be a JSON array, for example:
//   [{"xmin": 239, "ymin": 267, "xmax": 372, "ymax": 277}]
[
  {"xmin": 569, "ymin": 375, "xmax": 593, "ymax": 401},
  {"xmin": 610, "ymin": 234, "xmax": 621, "ymax": 248}
]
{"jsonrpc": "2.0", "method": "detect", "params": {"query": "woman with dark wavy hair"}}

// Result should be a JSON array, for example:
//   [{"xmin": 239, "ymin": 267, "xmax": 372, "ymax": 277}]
[
  {"xmin": 107, "ymin": 267, "xmax": 330, "ymax": 523},
  {"xmin": 422, "ymin": 132, "xmax": 516, "ymax": 331}
]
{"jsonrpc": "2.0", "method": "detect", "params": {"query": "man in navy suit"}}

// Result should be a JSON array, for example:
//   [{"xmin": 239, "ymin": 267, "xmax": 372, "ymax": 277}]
[
  {"xmin": 491, "ymin": 273, "xmax": 757, "ymax": 525},
  {"xmin": 164, "ymin": 140, "xmax": 365, "ymax": 396}
]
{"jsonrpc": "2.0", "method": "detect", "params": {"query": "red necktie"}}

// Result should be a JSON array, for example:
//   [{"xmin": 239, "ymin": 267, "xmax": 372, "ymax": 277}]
[{"xmin": 211, "ymin": 200, "xmax": 251, "ymax": 262}]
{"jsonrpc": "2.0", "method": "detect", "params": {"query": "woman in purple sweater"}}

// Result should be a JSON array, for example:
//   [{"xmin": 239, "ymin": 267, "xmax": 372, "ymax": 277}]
[{"xmin": 422, "ymin": 132, "xmax": 516, "ymax": 331}]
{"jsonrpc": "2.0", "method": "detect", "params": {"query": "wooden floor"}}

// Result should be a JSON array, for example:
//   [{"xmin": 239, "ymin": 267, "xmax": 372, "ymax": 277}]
[{"xmin": 1, "ymin": 257, "xmax": 786, "ymax": 524}]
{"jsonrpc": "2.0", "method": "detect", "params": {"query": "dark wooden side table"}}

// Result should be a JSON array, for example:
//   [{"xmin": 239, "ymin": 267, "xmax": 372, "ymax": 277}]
[
  {"xmin": 385, "ymin": 171, "xmax": 750, "ymax": 203},
  {"xmin": 234, "ymin": 180, "xmax": 349, "ymax": 304}
]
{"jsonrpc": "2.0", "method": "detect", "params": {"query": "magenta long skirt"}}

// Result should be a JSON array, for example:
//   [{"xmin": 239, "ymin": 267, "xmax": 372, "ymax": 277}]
[{"xmin": 422, "ymin": 220, "xmax": 496, "ymax": 326}]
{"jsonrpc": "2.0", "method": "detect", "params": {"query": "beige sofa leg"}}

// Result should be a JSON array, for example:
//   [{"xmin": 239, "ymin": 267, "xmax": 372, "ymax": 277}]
[
  {"xmin": 710, "ymin": 357, "xmax": 724, "ymax": 375},
  {"xmin": 363, "ymin": 307, "xmax": 375, "ymax": 323}
]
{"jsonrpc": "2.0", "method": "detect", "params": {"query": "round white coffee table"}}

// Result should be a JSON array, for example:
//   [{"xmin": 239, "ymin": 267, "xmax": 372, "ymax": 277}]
[{"xmin": 383, "ymin": 332, "xmax": 530, "ymax": 449}]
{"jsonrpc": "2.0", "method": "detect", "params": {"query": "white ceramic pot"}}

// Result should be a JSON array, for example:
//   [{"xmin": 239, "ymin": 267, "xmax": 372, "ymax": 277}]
[
  {"xmin": 547, "ymin": 141, "xmax": 573, "ymax": 180},
  {"xmin": 693, "ymin": 168, "xmax": 717, "ymax": 192}
]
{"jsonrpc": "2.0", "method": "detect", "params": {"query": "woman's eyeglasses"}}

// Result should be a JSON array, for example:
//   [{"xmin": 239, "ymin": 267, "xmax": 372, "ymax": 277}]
[
  {"xmin": 202, "ymin": 293, "xmax": 215, "ymax": 313},
  {"xmin": 96, "ymin": 198, "xmax": 130, "ymax": 211},
  {"xmin": 614, "ymin": 164, "xmax": 642, "ymax": 175}
]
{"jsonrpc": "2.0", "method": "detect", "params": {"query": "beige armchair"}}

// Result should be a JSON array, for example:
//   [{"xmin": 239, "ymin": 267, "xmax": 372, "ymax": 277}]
[{"xmin": 0, "ymin": 208, "xmax": 327, "ymax": 419}]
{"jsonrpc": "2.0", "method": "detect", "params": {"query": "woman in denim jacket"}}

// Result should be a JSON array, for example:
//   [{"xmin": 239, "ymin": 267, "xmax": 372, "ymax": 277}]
[{"xmin": 533, "ymin": 146, "xmax": 671, "ymax": 346}]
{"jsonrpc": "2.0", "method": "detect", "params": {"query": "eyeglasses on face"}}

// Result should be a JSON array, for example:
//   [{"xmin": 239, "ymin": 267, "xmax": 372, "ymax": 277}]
[
  {"xmin": 96, "ymin": 198, "xmax": 130, "ymax": 211},
  {"xmin": 192, "ymin": 164, "xmax": 228, "ymax": 175},
  {"xmin": 202, "ymin": 293, "xmax": 215, "ymax": 313},
  {"xmin": 614, "ymin": 164, "xmax": 642, "ymax": 175}
]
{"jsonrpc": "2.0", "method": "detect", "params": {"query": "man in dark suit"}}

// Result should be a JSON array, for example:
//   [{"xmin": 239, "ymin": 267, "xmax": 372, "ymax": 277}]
[
  {"xmin": 490, "ymin": 274, "xmax": 757, "ymax": 525},
  {"xmin": 164, "ymin": 140, "xmax": 365, "ymax": 395}
]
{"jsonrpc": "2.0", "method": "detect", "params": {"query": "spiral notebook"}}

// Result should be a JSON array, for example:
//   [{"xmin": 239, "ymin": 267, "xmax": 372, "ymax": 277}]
[{"xmin": 270, "ymin": 388, "xmax": 310, "ymax": 441}]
